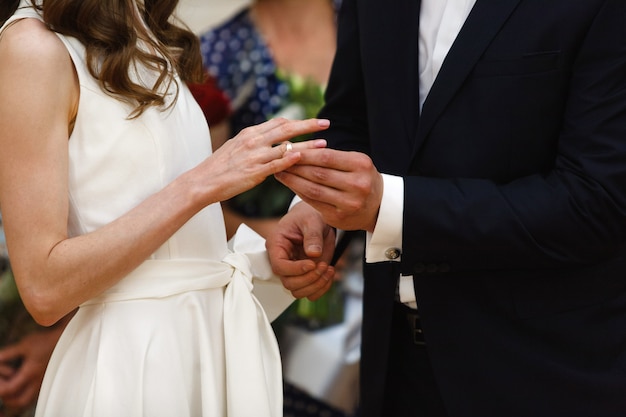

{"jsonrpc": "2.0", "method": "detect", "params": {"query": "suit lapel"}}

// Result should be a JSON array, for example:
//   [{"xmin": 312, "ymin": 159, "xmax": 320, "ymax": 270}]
[{"xmin": 415, "ymin": 0, "xmax": 523, "ymax": 152}]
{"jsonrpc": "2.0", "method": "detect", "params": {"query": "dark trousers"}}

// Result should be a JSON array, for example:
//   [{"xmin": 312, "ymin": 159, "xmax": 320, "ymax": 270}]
[{"xmin": 381, "ymin": 303, "xmax": 448, "ymax": 417}]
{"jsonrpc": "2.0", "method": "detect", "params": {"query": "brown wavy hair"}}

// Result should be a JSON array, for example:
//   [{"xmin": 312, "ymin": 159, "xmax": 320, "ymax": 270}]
[
  {"xmin": 8, "ymin": 0, "xmax": 204, "ymax": 117},
  {"xmin": 0, "ymin": 0, "xmax": 20, "ymax": 26}
]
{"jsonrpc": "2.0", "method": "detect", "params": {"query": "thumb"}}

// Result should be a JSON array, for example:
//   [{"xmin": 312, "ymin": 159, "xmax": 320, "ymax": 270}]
[{"xmin": 302, "ymin": 232, "xmax": 324, "ymax": 258}]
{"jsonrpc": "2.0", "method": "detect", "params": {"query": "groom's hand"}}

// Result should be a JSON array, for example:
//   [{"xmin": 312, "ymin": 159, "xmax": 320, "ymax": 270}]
[
  {"xmin": 266, "ymin": 202, "xmax": 336, "ymax": 300},
  {"xmin": 275, "ymin": 148, "xmax": 383, "ymax": 233}
]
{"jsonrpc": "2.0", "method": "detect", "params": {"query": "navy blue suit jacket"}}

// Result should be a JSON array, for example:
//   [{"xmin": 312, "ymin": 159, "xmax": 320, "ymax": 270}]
[{"xmin": 319, "ymin": 1, "xmax": 626, "ymax": 416}]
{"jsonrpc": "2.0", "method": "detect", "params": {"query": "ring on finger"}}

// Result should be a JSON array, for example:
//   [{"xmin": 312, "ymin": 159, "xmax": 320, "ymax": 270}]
[{"xmin": 282, "ymin": 141, "xmax": 293, "ymax": 155}]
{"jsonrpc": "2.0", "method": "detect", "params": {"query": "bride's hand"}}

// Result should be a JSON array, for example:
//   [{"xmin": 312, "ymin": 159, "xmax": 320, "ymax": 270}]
[{"xmin": 193, "ymin": 117, "xmax": 329, "ymax": 205}]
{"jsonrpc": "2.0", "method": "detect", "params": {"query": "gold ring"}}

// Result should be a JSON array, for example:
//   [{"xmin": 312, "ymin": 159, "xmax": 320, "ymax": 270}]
[{"xmin": 283, "ymin": 141, "xmax": 293, "ymax": 154}]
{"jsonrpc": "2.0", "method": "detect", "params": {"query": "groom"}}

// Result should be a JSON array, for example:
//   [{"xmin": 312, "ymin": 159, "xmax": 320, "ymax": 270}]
[{"xmin": 266, "ymin": 0, "xmax": 626, "ymax": 416}]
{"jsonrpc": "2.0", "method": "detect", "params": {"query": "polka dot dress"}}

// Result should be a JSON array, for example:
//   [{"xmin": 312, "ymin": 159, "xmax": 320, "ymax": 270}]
[{"xmin": 199, "ymin": 9, "xmax": 288, "ymax": 136}]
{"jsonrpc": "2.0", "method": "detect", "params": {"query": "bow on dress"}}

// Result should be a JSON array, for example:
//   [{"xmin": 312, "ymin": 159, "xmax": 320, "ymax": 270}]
[{"xmin": 223, "ymin": 224, "xmax": 296, "ymax": 417}]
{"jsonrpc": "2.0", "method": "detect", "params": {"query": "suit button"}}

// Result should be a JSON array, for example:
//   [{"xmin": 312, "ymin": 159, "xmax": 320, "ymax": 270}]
[
  {"xmin": 439, "ymin": 263, "xmax": 450, "ymax": 273},
  {"xmin": 426, "ymin": 263, "xmax": 438, "ymax": 273},
  {"xmin": 414, "ymin": 263, "xmax": 425, "ymax": 274},
  {"xmin": 385, "ymin": 247, "xmax": 401, "ymax": 260}
]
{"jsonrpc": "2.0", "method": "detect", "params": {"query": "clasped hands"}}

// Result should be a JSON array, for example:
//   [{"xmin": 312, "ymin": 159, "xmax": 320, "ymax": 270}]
[
  {"xmin": 0, "ymin": 330, "xmax": 61, "ymax": 416},
  {"xmin": 267, "ymin": 144, "xmax": 383, "ymax": 300}
]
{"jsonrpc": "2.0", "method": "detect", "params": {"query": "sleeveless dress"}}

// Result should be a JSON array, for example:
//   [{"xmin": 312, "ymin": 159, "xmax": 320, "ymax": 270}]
[{"xmin": 1, "ymin": 3, "xmax": 293, "ymax": 416}]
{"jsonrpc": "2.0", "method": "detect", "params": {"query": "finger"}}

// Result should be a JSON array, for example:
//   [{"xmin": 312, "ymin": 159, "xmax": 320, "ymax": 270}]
[
  {"xmin": 273, "ymin": 138, "xmax": 327, "ymax": 161},
  {"xmin": 281, "ymin": 138, "xmax": 328, "ymax": 156},
  {"xmin": 0, "ymin": 365, "xmax": 42, "ymax": 412},
  {"xmin": 276, "ymin": 169, "xmax": 344, "ymax": 210},
  {"xmin": 295, "ymin": 147, "xmax": 353, "ymax": 171},
  {"xmin": 17, "ymin": 383, "xmax": 40, "ymax": 410},
  {"xmin": 0, "ymin": 345, "xmax": 20, "ymax": 363},
  {"xmin": 287, "ymin": 148, "xmax": 375, "ymax": 193},
  {"xmin": 274, "ymin": 258, "xmax": 318, "ymax": 279},
  {"xmin": 301, "ymin": 227, "xmax": 328, "ymax": 258},
  {"xmin": 0, "ymin": 368, "xmax": 20, "ymax": 396},
  {"xmin": 281, "ymin": 140, "xmax": 293, "ymax": 155},
  {"xmin": 235, "ymin": 118, "xmax": 328, "ymax": 160},
  {"xmin": 290, "ymin": 138, "xmax": 328, "ymax": 152},
  {"xmin": 284, "ymin": 163, "xmax": 341, "ymax": 189},
  {"xmin": 1, "ymin": 381, "xmax": 38, "ymax": 413},
  {"xmin": 0, "ymin": 376, "xmax": 21, "ymax": 399},
  {"xmin": 267, "ymin": 238, "xmax": 317, "ymax": 277},
  {"xmin": 289, "ymin": 267, "xmax": 335, "ymax": 299},
  {"xmin": 0, "ymin": 363, "xmax": 16, "ymax": 379},
  {"xmin": 305, "ymin": 273, "xmax": 335, "ymax": 301},
  {"xmin": 281, "ymin": 262, "xmax": 333, "ymax": 292},
  {"xmin": 264, "ymin": 118, "xmax": 330, "ymax": 147},
  {"xmin": 280, "ymin": 273, "xmax": 320, "ymax": 294},
  {"xmin": 242, "ymin": 116, "xmax": 292, "ymax": 136}
]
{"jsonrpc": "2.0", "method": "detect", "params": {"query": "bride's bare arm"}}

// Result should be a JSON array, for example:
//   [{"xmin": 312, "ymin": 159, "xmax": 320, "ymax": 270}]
[{"xmin": 0, "ymin": 19, "xmax": 328, "ymax": 326}]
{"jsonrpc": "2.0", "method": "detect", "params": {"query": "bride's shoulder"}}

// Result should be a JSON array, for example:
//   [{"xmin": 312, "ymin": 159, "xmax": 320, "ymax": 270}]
[
  {"xmin": 0, "ymin": 17, "xmax": 77, "ymax": 112},
  {"xmin": 0, "ymin": 17, "xmax": 67, "ymax": 64}
]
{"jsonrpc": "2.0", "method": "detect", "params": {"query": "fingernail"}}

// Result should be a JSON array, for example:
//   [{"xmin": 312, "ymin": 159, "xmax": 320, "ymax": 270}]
[
  {"xmin": 320, "ymin": 269, "xmax": 330, "ymax": 281},
  {"xmin": 317, "ymin": 119, "xmax": 330, "ymax": 127},
  {"xmin": 308, "ymin": 244, "xmax": 322, "ymax": 253}
]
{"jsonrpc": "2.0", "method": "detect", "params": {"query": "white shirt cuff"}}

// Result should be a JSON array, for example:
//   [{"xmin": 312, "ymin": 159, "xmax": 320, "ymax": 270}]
[
  {"xmin": 365, "ymin": 174, "xmax": 403, "ymax": 263},
  {"xmin": 288, "ymin": 195, "xmax": 303, "ymax": 211}
]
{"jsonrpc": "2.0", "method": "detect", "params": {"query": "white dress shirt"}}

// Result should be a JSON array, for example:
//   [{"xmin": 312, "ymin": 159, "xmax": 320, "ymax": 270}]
[{"xmin": 366, "ymin": 0, "xmax": 477, "ymax": 308}]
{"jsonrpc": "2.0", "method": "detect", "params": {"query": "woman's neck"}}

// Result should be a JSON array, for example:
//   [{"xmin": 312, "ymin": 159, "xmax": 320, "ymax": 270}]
[{"xmin": 251, "ymin": 0, "xmax": 336, "ymax": 85}]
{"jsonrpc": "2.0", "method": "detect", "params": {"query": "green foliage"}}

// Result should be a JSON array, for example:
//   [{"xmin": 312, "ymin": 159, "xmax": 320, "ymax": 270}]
[
  {"xmin": 229, "ymin": 71, "xmax": 326, "ymax": 218},
  {"xmin": 277, "ymin": 70, "xmax": 325, "ymax": 120}
]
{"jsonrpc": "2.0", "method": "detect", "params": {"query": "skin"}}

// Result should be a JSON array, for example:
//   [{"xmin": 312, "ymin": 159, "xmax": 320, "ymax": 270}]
[
  {"xmin": 267, "ymin": 147, "xmax": 384, "ymax": 299},
  {"xmin": 0, "ymin": 17, "xmax": 331, "ymax": 326},
  {"xmin": 251, "ymin": 0, "xmax": 336, "ymax": 86}
]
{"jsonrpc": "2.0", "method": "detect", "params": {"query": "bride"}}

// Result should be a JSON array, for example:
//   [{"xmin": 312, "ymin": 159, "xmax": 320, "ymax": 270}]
[{"xmin": 0, "ymin": 0, "xmax": 334, "ymax": 416}]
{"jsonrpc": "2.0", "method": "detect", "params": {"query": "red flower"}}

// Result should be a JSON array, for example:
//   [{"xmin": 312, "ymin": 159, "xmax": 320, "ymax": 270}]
[{"xmin": 187, "ymin": 75, "xmax": 231, "ymax": 126}]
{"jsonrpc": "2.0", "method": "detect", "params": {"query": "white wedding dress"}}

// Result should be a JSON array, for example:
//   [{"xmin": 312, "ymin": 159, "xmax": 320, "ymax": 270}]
[{"xmin": 1, "ymin": 3, "xmax": 293, "ymax": 416}]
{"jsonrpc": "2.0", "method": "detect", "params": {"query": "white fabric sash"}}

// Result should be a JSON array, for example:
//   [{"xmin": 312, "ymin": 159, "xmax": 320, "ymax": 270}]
[
  {"xmin": 223, "ymin": 225, "xmax": 294, "ymax": 416},
  {"xmin": 81, "ymin": 224, "xmax": 294, "ymax": 417}
]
